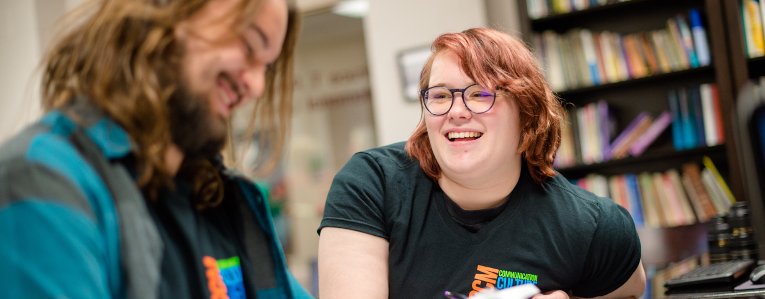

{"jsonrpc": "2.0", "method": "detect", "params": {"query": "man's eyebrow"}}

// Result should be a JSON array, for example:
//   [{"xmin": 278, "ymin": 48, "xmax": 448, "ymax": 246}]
[{"xmin": 248, "ymin": 23, "xmax": 269, "ymax": 48}]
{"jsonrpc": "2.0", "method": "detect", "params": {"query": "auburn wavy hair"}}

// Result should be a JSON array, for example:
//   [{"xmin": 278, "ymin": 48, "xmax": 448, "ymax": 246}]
[
  {"xmin": 41, "ymin": 0, "xmax": 298, "ymax": 196},
  {"xmin": 405, "ymin": 27, "xmax": 564, "ymax": 184}
]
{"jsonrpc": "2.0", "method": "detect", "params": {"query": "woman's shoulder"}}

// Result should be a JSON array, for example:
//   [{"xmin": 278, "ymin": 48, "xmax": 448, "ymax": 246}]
[
  {"xmin": 354, "ymin": 142, "xmax": 417, "ymax": 168},
  {"xmin": 345, "ymin": 142, "xmax": 422, "ymax": 177},
  {"xmin": 336, "ymin": 142, "xmax": 431, "ymax": 196},
  {"xmin": 536, "ymin": 173, "xmax": 627, "ymax": 220}
]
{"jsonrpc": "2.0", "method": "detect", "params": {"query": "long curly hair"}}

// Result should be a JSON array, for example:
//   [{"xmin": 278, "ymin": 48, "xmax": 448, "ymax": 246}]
[
  {"xmin": 41, "ymin": 0, "xmax": 298, "ymax": 197},
  {"xmin": 405, "ymin": 27, "xmax": 564, "ymax": 184}
]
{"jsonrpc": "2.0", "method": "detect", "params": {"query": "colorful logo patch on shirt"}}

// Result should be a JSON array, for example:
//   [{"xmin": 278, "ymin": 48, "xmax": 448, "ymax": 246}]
[
  {"xmin": 469, "ymin": 264, "xmax": 539, "ymax": 296},
  {"xmin": 203, "ymin": 256, "xmax": 246, "ymax": 299}
]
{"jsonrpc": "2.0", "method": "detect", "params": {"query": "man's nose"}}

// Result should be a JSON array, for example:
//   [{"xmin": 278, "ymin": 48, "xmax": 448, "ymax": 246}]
[{"xmin": 239, "ymin": 63, "xmax": 267, "ymax": 100}]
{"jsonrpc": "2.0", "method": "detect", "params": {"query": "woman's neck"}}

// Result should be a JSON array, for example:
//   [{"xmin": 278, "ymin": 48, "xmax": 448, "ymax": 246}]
[{"xmin": 438, "ymin": 165, "xmax": 522, "ymax": 211}]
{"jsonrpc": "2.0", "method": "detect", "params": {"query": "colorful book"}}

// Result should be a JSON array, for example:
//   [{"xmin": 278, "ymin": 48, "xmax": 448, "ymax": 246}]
[
  {"xmin": 593, "ymin": 33, "xmax": 611, "ymax": 84},
  {"xmin": 653, "ymin": 172, "xmax": 679, "ymax": 226},
  {"xmin": 666, "ymin": 169, "xmax": 697, "ymax": 225},
  {"xmin": 743, "ymin": 0, "xmax": 765, "ymax": 57},
  {"xmin": 598, "ymin": 100, "xmax": 614, "ymax": 160},
  {"xmin": 668, "ymin": 88, "xmax": 685, "ymax": 150},
  {"xmin": 701, "ymin": 168, "xmax": 732, "ymax": 214},
  {"xmin": 700, "ymin": 83, "xmax": 721, "ymax": 146},
  {"xmin": 638, "ymin": 172, "xmax": 661, "ymax": 228},
  {"xmin": 629, "ymin": 111, "xmax": 672, "ymax": 156},
  {"xmin": 580, "ymin": 29, "xmax": 602, "ymax": 85},
  {"xmin": 681, "ymin": 170, "xmax": 708, "ymax": 222},
  {"xmin": 678, "ymin": 87, "xmax": 699, "ymax": 149},
  {"xmin": 666, "ymin": 18, "xmax": 691, "ymax": 69},
  {"xmin": 608, "ymin": 175, "xmax": 629, "ymax": 210},
  {"xmin": 676, "ymin": 13, "xmax": 700, "ymax": 68},
  {"xmin": 702, "ymin": 156, "xmax": 736, "ymax": 203},
  {"xmin": 689, "ymin": 8, "xmax": 711, "ymax": 66},
  {"xmin": 610, "ymin": 113, "xmax": 654, "ymax": 159},
  {"xmin": 688, "ymin": 85, "xmax": 707, "ymax": 147},
  {"xmin": 624, "ymin": 174, "xmax": 645, "ymax": 227},
  {"xmin": 543, "ymin": 31, "xmax": 565, "ymax": 91},
  {"xmin": 651, "ymin": 30, "xmax": 673, "ymax": 73},
  {"xmin": 681, "ymin": 162, "xmax": 721, "ymax": 219},
  {"xmin": 555, "ymin": 109, "xmax": 578, "ymax": 168},
  {"xmin": 638, "ymin": 32, "xmax": 661, "ymax": 74}
]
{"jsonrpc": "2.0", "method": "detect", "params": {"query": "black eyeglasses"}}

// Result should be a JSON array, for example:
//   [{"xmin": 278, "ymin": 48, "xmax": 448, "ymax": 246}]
[{"xmin": 420, "ymin": 84, "xmax": 497, "ymax": 116}]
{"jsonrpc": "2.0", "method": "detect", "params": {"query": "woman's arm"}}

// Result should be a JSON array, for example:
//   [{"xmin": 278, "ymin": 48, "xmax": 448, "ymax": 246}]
[
  {"xmin": 586, "ymin": 260, "xmax": 646, "ymax": 299},
  {"xmin": 318, "ymin": 227, "xmax": 389, "ymax": 299}
]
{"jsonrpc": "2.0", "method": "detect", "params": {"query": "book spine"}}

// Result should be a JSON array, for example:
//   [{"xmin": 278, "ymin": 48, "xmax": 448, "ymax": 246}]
[
  {"xmin": 581, "ymin": 29, "xmax": 602, "ymax": 85},
  {"xmin": 666, "ymin": 18, "xmax": 691, "ymax": 69},
  {"xmin": 625, "ymin": 174, "xmax": 645, "ymax": 227},
  {"xmin": 638, "ymin": 172, "xmax": 661, "ymax": 228},
  {"xmin": 609, "ymin": 112, "xmax": 650, "ymax": 159},
  {"xmin": 700, "ymin": 83, "xmax": 719, "ymax": 146},
  {"xmin": 711, "ymin": 84, "xmax": 726, "ymax": 143},
  {"xmin": 678, "ymin": 87, "xmax": 699, "ymax": 148},
  {"xmin": 629, "ymin": 111, "xmax": 672, "ymax": 156},
  {"xmin": 676, "ymin": 14, "xmax": 700, "ymax": 68},
  {"xmin": 668, "ymin": 89, "xmax": 685, "ymax": 150},
  {"xmin": 702, "ymin": 156, "xmax": 736, "ymax": 203},
  {"xmin": 688, "ymin": 85, "xmax": 707, "ymax": 147},
  {"xmin": 689, "ymin": 8, "xmax": 711, "ymax": 66}
]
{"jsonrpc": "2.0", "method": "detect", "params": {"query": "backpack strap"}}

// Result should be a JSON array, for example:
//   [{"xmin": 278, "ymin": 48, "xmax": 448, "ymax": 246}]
[{"xmin": 67, "ymin": 116, "xmax": 163, "ymax": 299}]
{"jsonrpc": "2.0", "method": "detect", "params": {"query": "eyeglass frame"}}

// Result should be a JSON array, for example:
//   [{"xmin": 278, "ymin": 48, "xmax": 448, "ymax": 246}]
[{"xmin": 419, "ymin": 83, "xmax": 498, "ymax": 116}]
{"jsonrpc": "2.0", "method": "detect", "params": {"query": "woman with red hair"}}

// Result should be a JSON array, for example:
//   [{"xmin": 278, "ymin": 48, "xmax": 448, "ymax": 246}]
[{"xmin": 318, "ymin": 27, "xmax": 645, "ymax": 299}]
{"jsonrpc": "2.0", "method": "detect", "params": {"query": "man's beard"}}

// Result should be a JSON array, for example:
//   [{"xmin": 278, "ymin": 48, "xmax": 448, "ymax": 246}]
[{"xmin": 168, "ymin": 83, "xmax": 228, "ymax": 159}]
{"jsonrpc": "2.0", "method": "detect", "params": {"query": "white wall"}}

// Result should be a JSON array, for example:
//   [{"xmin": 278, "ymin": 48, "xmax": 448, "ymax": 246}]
[
  {"xmin": 485, "ymin": 0, "xmax": 522, "ymax": 36},
  {"xmin": 0, "ymin": 0, "xmax": 83, "ymax": 143},
  {"xmin": 0, "ymin": 2, "xmax": 43, "ymax": 142},
  {"xmin": 364, "ymin": 0, "xmax": 487, "ymax": 146}
]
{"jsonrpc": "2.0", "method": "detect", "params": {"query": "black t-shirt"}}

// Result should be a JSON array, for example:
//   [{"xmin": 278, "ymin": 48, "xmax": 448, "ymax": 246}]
[
  {"xmin": 319, "ymin": 142, "xmax": 641, "ymax": 298},
  {"xmin": 147, "ymin": 176, "xmax": 257, "ymax": 299}
]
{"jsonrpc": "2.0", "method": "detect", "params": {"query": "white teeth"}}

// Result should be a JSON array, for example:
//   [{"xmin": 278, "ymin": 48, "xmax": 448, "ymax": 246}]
[{"xmin": 447, "ymin": 131, "xmax": 482, "ymax": 139}]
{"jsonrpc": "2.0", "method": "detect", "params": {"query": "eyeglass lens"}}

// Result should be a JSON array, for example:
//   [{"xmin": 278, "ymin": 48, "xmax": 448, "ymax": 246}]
[{"xmin": 423, "ymin": 85, "xmax": 495, "ymax": 115}]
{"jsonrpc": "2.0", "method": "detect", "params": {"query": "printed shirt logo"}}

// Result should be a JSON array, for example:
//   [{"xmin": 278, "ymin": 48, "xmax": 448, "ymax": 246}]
[
  {"xmin": 203, "ymin": 256, "xmax": 246, "ymax": 299},
  {"xmin": 469, "ymin": 264, "xmax": 539, "ymax": 296}
]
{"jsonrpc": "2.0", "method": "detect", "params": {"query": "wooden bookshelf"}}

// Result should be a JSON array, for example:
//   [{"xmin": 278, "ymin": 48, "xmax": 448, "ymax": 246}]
[
  {"xmin": 517, "ymin": 0, "xmax": 747, "ymax": 279},
  {"xmin": 518, "ymin": 0, "xmax": 740, "ymax": 196},
  {"xmin": 558, "ymin": 144, "xmax": 727, "ymax": 178},
  {"xmin": 720, "ymin": 0, "xmax": 765, "ymax": 262}
]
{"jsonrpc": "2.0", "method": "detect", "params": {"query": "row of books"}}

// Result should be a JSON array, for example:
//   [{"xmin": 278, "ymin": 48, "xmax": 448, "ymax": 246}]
[
  {"xmin": 741, "ymin": 0, "xmax": 765, "ymax": 58},
  {"xmin": 525, "ymin": 0, "xmax": 629, "ymax": 19},
  {"xmin": 555, "ymin": 100, "xmax": 668, "ymax": 167},
  {"xmin": 532, "ymin": 8, "xmax": 710, "ymax": 92},
  {"xmin": 668, "ymin": 84, "xmax": 726, "ymax": 151},
  {"xmin": 554, "ymin": 83, "xmax": 723, "ymax": 168},
  {"xmin": 572, "ymin": 157, "xmax": 735, "ymax": 228}
]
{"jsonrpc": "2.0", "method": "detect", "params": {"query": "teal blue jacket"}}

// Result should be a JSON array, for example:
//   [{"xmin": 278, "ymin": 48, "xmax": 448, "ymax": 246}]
[{"xmin": 0, "ymin": 104, "xmax": 312, "ymax": 299}]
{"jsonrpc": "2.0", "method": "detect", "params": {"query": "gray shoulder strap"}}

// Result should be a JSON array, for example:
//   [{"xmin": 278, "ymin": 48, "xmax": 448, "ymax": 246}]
[{"xmin": 69, "ymin": 131, "xmax": 163, "ymax": 299}]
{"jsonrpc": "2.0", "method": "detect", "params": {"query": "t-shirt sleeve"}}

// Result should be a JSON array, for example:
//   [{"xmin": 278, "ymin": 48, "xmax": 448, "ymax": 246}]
[
  {"xmin": 317, "ymin": 152, "xmax": 388, "ymax": 239},
  {"xmin": 572, "ymin": 200, "xmax": 641, "ymax": 297}
]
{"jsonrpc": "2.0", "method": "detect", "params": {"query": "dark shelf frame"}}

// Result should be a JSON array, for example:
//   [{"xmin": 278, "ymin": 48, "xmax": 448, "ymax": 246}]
[
  {"xmin": 527, "ymin": 0, "xmax": 658, "ymax": 25},
  {"xmin": 556, "ymin": 145, "xmax": 727, "ymax": 178},
  {"xmin": 554, "ymin": 66, "xmax": 715, "ymax": 98}
]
